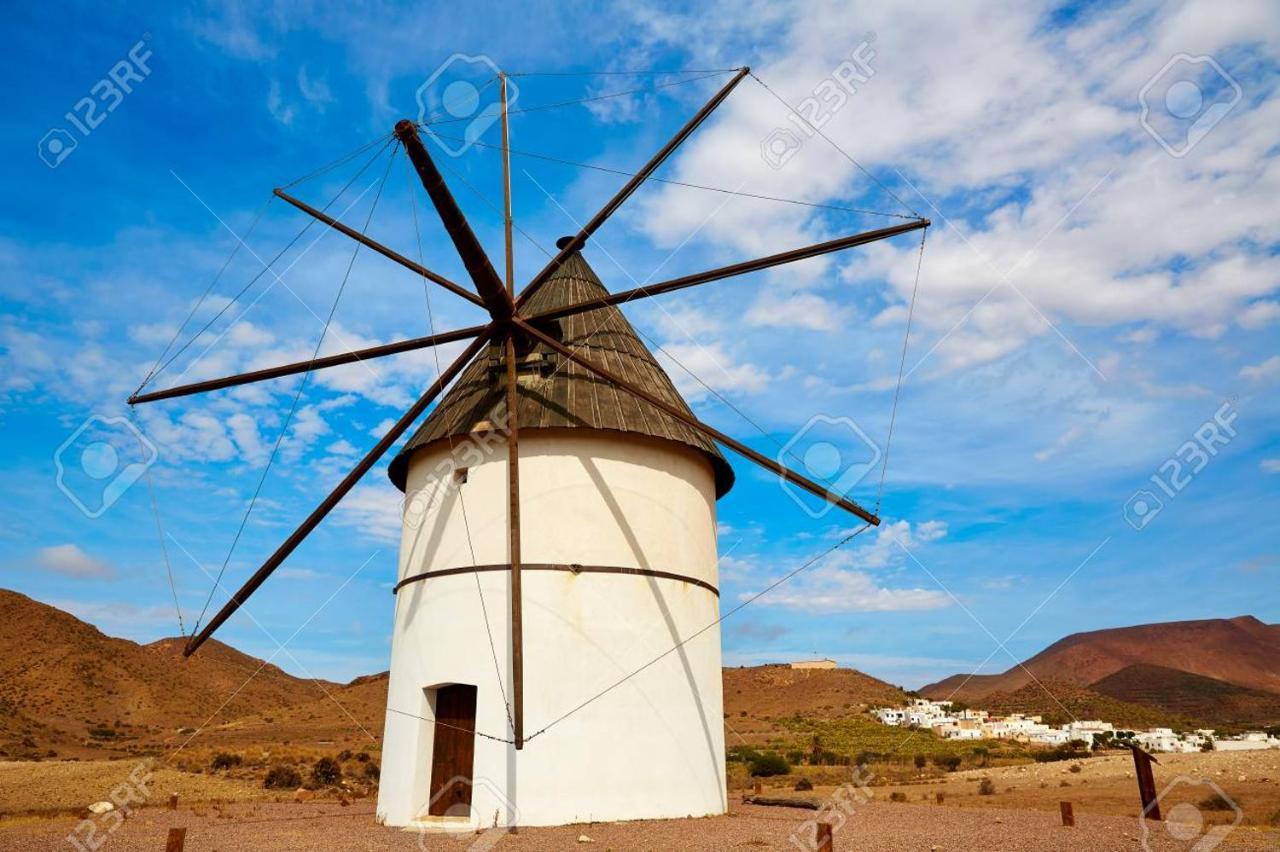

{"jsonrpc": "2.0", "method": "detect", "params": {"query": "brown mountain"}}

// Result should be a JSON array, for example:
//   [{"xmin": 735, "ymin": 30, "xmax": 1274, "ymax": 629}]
[
  {"xmin": 2, "ymin": 590, "xmax": 912, "ymax": 759},
  {"xmin": 921, "ymin": 615, "xmax": 1280, "ymax": 706},
  {"xmin": 975, "ymin": 679, "xmax": 1197, "ymax": 731},
  {"xmin": 1090, "ymin": 663, "xmax": 1280, "ymax": 725},
  {"xmin": 0, "ymin": 589, "xmax": 338, "ymax": 757},
  {"xmin": 723, "ymin": 664, "xmax": 908, "ymax": 719}
]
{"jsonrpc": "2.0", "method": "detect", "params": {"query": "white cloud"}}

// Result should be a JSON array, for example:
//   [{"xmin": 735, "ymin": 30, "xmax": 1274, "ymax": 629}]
[
  {"xmin": 625, "ymin": 0, "xmax": 1280, "ymax": 374},
  {"xmin": 742, "ymin": 564, "xmax": 950, "ymax": 613},
  {"xmin": 745, "ymin": 292, "xmax": 849, "ymax": 330},
  {"xmin": 736, "ymin": 518, "xmax": 950, "ymax": 612},
  {"xmin": 266, "ymin": 79, "xmax": 296, "ymax": 126},
  {"xmin": 297, "ymin": 67, "xmax": 333, "ymax": 107},
  {"xmin": 1262, "ymin": 459, "xmax": 1280, "ymax": 474},
  {"xmin": 333, "ymin": 482, "xmax": 404, "ymax": 545},
  {"xmin": 655, "ymin": 341, "xmax": 769, "ymax": 400},
  {"xmin": 1240, "ymin": 355, "xmax": 1280, "ymax": 383},
  {"xmin": 35, "ymin": 544, "xmax": 114, "ymax": 579}
]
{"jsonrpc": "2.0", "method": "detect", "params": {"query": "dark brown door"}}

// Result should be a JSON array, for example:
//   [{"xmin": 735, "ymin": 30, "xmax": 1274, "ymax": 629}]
[{"xmin": 427, "ymin": 684, "xmax": 478, "ymax": 816}]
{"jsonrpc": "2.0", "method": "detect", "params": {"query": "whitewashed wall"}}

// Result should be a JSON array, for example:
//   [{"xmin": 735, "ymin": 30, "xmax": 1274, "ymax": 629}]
[{"xmin": 377, "ymin": 428, "xmax": 726, "ymax": 828}]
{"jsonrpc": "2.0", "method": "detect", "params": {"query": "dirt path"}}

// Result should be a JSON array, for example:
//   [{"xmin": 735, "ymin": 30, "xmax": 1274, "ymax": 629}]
[{"xmin": 4, "ymin": 797, "xmax": 1276, "ymax": 851}]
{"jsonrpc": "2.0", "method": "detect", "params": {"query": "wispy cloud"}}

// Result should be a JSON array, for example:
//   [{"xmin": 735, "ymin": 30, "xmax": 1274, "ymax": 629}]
[{"xmin": 34, "ymin": 544, "xmax": 114, "ymax": 579}]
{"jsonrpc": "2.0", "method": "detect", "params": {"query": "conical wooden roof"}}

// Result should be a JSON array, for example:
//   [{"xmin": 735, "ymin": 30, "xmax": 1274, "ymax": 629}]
[{"xmin": 388, "ymin": 250, "xmax": 735, "ymax": 497}]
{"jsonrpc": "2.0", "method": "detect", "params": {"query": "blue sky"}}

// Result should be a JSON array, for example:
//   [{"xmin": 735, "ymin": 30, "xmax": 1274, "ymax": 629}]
[{"xmin": 2, "ymin": 0, "xmax": 1277, "ymax": 690}]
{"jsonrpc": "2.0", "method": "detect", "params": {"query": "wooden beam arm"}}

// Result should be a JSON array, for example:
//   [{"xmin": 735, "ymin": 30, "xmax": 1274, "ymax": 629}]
[
  {"xmin": 513, "ymin": 318, "xmax": 880, "ymax": 526},
  {"xmin": 526, "ymin": 219, "xmax": 929, "ymax": 325},
  {"xmin": 516, "ymin": 67, "xmax": 751, "ymax": 308},
  {"xmin": 394, "ymin": 121, "xmax": 514, "ymax": 321},
  {"xmin": 183, "ymin": 328, "xmax": 496, "ymax": 657},
  {"xmin": 273, "ymin": 188, "xmax": 485, "ymax": 309},
  {"xmin": 128, "ymin": 323, "xmax": 489, "ymax": 405}
]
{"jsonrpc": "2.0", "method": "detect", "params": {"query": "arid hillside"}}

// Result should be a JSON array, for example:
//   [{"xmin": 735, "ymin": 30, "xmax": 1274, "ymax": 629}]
[
  {"xmin": 0, "ymin": 589, "xmax": 338, "ymax": 758},
  {"xmin": 0, "ymin": 590, "xmax": 915, "ymax": 760},
  {"xmin": 921, "ymin": 615, "xmax": 1280, "ymax": 724}
]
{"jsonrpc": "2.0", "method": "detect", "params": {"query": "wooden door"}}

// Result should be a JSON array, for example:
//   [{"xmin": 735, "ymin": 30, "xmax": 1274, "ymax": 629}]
[{"xmin": 427, "ymin": 684, "xmax": 478, "ymax": 816}]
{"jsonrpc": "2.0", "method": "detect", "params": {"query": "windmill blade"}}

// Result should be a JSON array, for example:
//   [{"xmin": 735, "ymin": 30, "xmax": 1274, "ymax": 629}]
[
  {"xmin": 514, "ymin": 318, "xmax": 879, "ymax": 526},
  {"xmin": 128, "ymin": 323, "xmax": 489, "ymax": 405},
  {"xmin": 183, "ymin": 328, "xmax": 495, "ymax": 657},
  {"xmin": 528, "ymin": 219, "xmax": 930, "ymax": 325},
  {"xmin": 515, "ymin": 67, "xmax": 751, "ymax": 308},
  {"xmin": 394, "ymin": 121, "xmax": 514, "ymax": 321},
  {"xmin": 273, "ymin": 188, "xmax": 485, "ymax": 308},
  {"xmin": 503, "ymin": 333, "xmax": 525, "ymax": 749}
]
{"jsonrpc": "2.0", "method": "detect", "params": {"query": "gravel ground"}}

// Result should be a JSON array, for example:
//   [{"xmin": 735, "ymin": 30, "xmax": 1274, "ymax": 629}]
[
  {"xmin": 4, "ymin": 797, "xmax": 1277, "ymax": 851},
  {"xmin": 0, "ymin": 760, "xmax": 276, "ymax": 815}
]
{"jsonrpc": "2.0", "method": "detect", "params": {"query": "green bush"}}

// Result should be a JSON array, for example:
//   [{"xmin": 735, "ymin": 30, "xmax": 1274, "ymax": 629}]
[
  {"xmin": 748, "ymin": 753, "xmax": 791, "ymax": 777},
  {"xmin": 913, "ymin": 755, "xmax": 927, "ymax": 769},
  {"xmin": 263, "ymin": 765, "xmax": 302, "ymax": 789},
  {"xmin": 727, "ymin": 745, "xmax": 762, "ymax": 764},
  {"xmin": 935, "ymin": 755, "xmax": 962, "ymax": 772},
  {"xmin": 1198, "ymin": 793, "xmax": 1237, "ymax": 812},
  {"xmin": 312, "ymin": 757, "xmax": 342, "ymax": 786},
  {"xmin": 1033, "ymin": 745, "xmax": 1089, "ymax": 763}
]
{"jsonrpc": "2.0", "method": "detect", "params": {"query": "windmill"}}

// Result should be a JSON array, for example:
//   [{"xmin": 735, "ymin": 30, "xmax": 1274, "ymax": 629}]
[{"xmin": 129, "ymin": 67, "xmax": 928, "ymax": 828}]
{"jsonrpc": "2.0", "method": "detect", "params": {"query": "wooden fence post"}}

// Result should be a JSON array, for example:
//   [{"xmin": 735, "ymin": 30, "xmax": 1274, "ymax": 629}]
[
  {"xmin": 816, "ymin": 821, "xmax": 833, "ymax": 852},
  {"xmin": 936, "ymin": 792, "xmax": 945, "ymax": 805},
  {"xmin": 168, "ymin": 793, "xmax": 178, "ymax": 810},
  {"xmin": 165, "ymin": 827, "xmax": 186, "ymax": 852},
  {"xmin": 1130, "ymin": 745, "xmax": 1162, "ymax": 821},
  {"xmin": 1060, "ymin": 801, "xmax": 1075, "ymax": 827}
]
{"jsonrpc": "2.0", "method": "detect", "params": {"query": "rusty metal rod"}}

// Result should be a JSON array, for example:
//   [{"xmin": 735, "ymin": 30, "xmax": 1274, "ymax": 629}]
[
  {"xmin": 526, "ymin": 219, "xmax": 929, "ymax": 324},
  {"xmin": 513, "ymin": 318, "xmax": 880, "ymax": 526},
  {"xmin": 505, "ymin": 332, "xmax": 524, "ymax": 749},
  {"xmin": 395, "ymin": 121, "xmax": 513, "ymax": 320},
  {"xmin": 183, "ymin": 329, "xmax": 495, "ymax": 657},
  {"xmin": 516, "ymin": 67, "xmax": 751, "ymax": 308},
  {"xmin": 129, "ymin": 323, "xmax": 488, "ymax": 404},
  {"xmin": 272, "ymin": 188, "xmax": 484, "ymax": 308}
]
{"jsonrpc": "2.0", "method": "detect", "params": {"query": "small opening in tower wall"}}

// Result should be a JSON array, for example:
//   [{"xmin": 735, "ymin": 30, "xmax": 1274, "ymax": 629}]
[{"xmin": 452, "ymin": 467, "xmax": 468, "ymax": 485}]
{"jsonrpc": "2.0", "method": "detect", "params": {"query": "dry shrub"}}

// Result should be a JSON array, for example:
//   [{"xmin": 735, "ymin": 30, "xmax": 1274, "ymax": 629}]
[
  {"xmin": 978, "ymin": 778, "xmax": 996, "ymax": 796},
  {"xmin": 264, "ymin": 765, "xmax": 302, "ymax": 789}
]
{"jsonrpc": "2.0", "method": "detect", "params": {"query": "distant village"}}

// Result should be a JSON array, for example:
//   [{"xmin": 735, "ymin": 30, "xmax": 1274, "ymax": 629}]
[{"xmin": 872, "ymin": 697, "xmax": 1280, "ymax": 754}]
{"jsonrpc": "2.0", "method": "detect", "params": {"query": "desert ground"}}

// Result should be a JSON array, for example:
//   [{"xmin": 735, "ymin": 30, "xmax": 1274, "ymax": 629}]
[{"xmin": 2, "ymin": 749, "xmax": 1276, "ymax": 850}]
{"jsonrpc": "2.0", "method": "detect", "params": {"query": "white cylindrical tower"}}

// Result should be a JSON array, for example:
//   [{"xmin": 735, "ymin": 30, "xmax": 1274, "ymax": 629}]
[{"xmin": 377, "ymin": 251, "xmax": 734, "ymax": 829}]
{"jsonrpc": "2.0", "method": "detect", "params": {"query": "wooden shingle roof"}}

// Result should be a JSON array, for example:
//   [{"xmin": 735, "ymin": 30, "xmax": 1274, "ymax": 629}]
[{"xmin": 388, "ymin": 250, "xmax": 734, "ymax": 497}]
